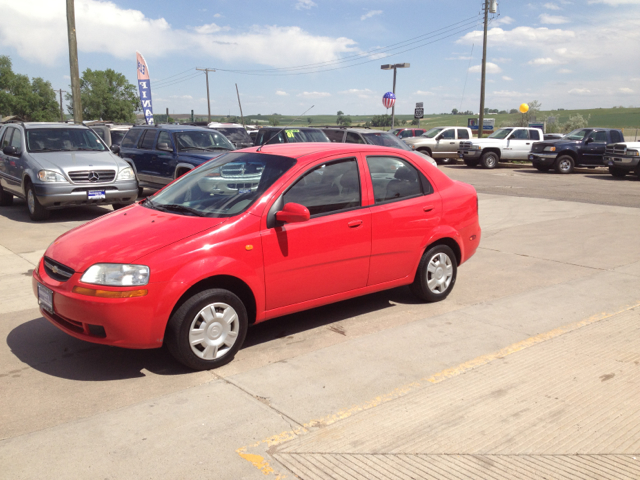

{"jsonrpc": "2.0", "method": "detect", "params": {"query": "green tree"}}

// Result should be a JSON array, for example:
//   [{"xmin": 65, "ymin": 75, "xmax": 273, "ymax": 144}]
[
  {"xmin": 561, "ymin": 113, "xmax": 589, "ymax": 133},
  {"xmin": 371, "ymin": 114, "xmax": 392, "ymax": 127},
  {"xmin": 0, "ymin": 55, "xmax": 59, "ymax": 121},
  {"xmin": 269, "ymin": 116, "xmax": 280, "ymax": 126},
  {"xmin": 337, "ymin": 110, "xmax": 344, "ymax": 116},
  {"xmin": 337, "ymin": 115, "xmax": 352, "ymax": 126},
  {"xmin": 67, "ymin": 68, "xmax": 139, "ymax": 123},
  {"xmin": 451, "ymin": 108, "xmax": 458, "ymax": 115},
  {"xmin": 411, "ymin": 119, "xmax": 419, "ymax": 126},
  {"xmin": 307, "ymin": 117, "xmax": 312, "ymax": 125}
]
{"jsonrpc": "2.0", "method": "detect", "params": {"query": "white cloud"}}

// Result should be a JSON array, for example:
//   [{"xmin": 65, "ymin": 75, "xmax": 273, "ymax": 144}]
[
  {"xmin": 414, "ymin": 90, "xmax": 435, "ymax": 96},
  {"xmin": 492, "ymin": 57, "xmax": 512, "ymax": 63},
  {"xmin": 558, "ymin": 68, "xmax": 572, "ymax": 73},
  {"xmin": 539, "ymin": 14, "xmax": 570, "ymax": 24},
  {"xmin": 492, "ymin": 16, "xmax": 515, "ymax": 26},
  {"xmin": 295, "ymin": 0, "xmax": 317, "ymax": 10},
  {"xmin": 543, "ymin": 2, "xmax": 561, "ymax": 9},
  {"xmin": 588, "ymin": 0, "xmax": 640, "ymax": 4},
  {"xmin": 213, "ymin": 13, "xmax": 222, "ymax": 18},
  {"xmin": 276, "ymin": 90, "xmax": 289, "ymax": 96},
  {"xmin": 568, "ymin": 88, "xmax": 592, "ymax": 95},
  {"xmin": 361, "ymin": 10, "xmax": 382, "ymax": 21},
  {"xmin": 168, "ymin": 95, "xmax": 193, "ymax": 100},
  {"xmin": 297, "ymin": 91, "xmax": 331, "ymax": 98},
  {"xmin": 457, "ymin": 26, "xmax": 576, "ymax": 48},
  {"xmin": 529, "ymin": 57, "xmax": 563, "ymax": 65},
  {"xmin": 339, "ymin": 88, "xmax": 374, "ymax": 98},
  {"xmin": 502, "ymin": 76, "xmax": 513, "ymax": 81},
  {"xmin": 469, "ymin": 62, "xmax": 502, "ymax": 73},
  {"xmin": 0, "ymin": 0, "xmax": 357, "ymax": 67},
  {"xmin": 619, "ymin": 87, "xmax": 634, "ymax": 93}
]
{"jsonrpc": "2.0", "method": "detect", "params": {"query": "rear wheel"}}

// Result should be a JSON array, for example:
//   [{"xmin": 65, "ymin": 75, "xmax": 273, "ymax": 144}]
[
  {"xmin": 0, "ymin": 184, "xmax": 13, "ymax": 206},
  {"xmin": 464, "ymin": 159, "xmax": 479, "ymax": 167},
  {"xmin": 609, "ymin": 167, "xmax": 626, "ymax": 178},
  {"xmin": 481, "ymin": 151, "xmax": 499, "ymax": 169},
  {"xmin": 26, "ymin": 181, "xmax": 50, "ymax": 221},
  {"xmin": 555, "ymin": 155, "xmax": 574, "ymax": 174},
  {"xmin": 166, "ymin": 288, "xmax": 248, "ymax": 370},
  {"xmin": 410, "ymin": 245, "xmax": 458, "ymax": 302}
]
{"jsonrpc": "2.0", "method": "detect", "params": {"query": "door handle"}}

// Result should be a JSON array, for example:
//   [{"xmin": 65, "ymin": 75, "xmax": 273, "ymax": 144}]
[
  {"xmin": 526, "ymin": 143, "xmax": 530, "ymax": 145},
  {"xmin": 348, "ymin": 220, "xmax": 363, "ymax": 228},
  {"xmin": 423, "ymin": 205, "xmax": 434, "ymax": 212}
]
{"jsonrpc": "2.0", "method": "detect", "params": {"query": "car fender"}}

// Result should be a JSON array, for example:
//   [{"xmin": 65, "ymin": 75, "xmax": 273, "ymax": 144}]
[
  {"xmin": 418, "ymin": 224, "xmax": 464, "ymax": 267},
  {"xmin": 174, "ymin": 162, "xmax": 194, "ymax": 178}
]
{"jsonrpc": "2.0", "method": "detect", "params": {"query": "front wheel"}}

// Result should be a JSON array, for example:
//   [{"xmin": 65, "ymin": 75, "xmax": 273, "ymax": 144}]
[
  {"xmin": 410, "ymin": 245, "xmax": 458, "ymax": 302},
  {"xmin": 26, "ymin": 182, "xmax": 50, "ymax": 221},
  {"xmin": 481, "ymin": 151, "xmax": 499, "ymax": 169},
  {"xmin": 609, "ymin": 167, "xmax": 626, "ymax": 178},
  {"xmin": 555, "ymin": 155, "xmax": 574, "ymax": 174},
  {"xmin": 166, "ymin": 288, "xmax": 248, "ymax": 370}
]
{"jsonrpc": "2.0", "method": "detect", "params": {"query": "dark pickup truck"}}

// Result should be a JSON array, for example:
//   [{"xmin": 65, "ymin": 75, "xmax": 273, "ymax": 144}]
[
  {"xmin": 529, "ymin": 128, "xmax": 625, "ymax": 174},
  {"xmin": 116, "ymin": 124, "xmax": 235, "ymax": 194}
]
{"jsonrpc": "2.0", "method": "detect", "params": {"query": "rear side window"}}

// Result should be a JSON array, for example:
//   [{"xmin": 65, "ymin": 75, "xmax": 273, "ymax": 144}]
[
  {"xmin": 283, "ymin": 158, "xmax": 360, "ymax": 216},
  {"xmin": 121, "ymin": 129, "xmax": 143, "ymax": 148},
  {"xmin": 366, "ymin": 156, "xmax": 431, "ymax": 204},
  {"xmin": 457, "ymin": 129, "xmax": 470, "ymax": 139},
  {"xmin": 346, "ymin": 132, "xmax": 365, "ymax": 144},
  {"xmin": 529, "ymin": 130, "xmax": 540, "ymax": 141},
  {"xmin": 140, "ymin": 130, "xmax": 158, "ymax": 149},
  {"xmin": 610, "ymin": 130, "xmax": 623, "ymax": 143},
  {"xmin": 323, "ymin": 130, "xmax": 345, "ymax": 143}
]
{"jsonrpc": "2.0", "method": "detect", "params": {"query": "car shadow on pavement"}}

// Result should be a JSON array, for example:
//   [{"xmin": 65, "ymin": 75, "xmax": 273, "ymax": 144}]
[
  {"xmin": 6, "ymin": 315, "xmax": 191, "ymax": 381},
  {"xmin": 584, "ymin": 174, "xmax": 639, "ymax": 182},
  {"xmin": 7, "ymin": 287, "xmax": 421, "ymax": 380},
  {"xmin": 0, "ymin": 197, "xmax": 113, "ymax": 224}
]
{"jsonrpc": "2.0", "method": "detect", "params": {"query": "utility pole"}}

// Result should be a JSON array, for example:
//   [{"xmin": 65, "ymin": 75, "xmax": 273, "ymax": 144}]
[
  {"xmin": 196, "ymin": 68, "xmax": 215, "ymax": 123},
  {"xmin": 55, "ymin": 89, "xmax": 67, "ymax": 122},
  {"xmin": 478, "ymin": 0, "xmax": 490, "ymax": 138},
  {"xmin": 66, "ymin": 0, "xmax": 82, "ymax": 124},
  {"xmin": 235, "ymin": 84, "xmax": 245, "ymax": 128}
]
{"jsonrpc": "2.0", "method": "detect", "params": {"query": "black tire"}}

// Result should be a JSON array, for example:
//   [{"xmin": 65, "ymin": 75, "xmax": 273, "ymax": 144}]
[
  {"xmin": 481, "ymin": 151, "xmax": 499, "ymax": 169},
  {"xmin": 418, "ymin": 148, "xmax": 432, "ymax": 158},
  {"xmin": 410, "ymin": 244, "xmax": 458, "ymax": 303},
  {"xmin": 111, "ymin": 203, "xmax": 131, "ymax": 210},
  {"xmin": 137, "ymin": 186, "xmax": 144, "ymax": 198},
  {"xmin": 166, "ymin": 288, "xmax": 248, "ymax": 370},
  {"xmin": 609, "ymin": 167, "xmax": 626, "ymax": 178},
  {"xmin": 535, "ymin": 166, "xmax": 550, "ymax": 172},
  {"xmin": 464, "ymin": 159, "xmax": 479, "ymax": 167},
  {"xmin": 555, "ymin": 155, "xmax": 574, "ymax": 174},
  {"xmin": 0, "ymin": 184, "xmax": 13, "ymax": 206},
  {"xmin": 25, "ymin": 181, "xmax": 50, "ymax": 221}
]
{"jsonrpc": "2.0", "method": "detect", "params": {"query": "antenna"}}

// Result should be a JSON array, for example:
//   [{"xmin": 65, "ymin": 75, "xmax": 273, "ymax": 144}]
[{"xmin": 257, "ymin": 105, "xmax": 315, "ymax": 152}]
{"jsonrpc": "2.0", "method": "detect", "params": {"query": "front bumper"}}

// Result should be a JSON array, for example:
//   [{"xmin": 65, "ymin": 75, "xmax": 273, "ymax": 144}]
[
  {"xmin": 32, "ymin": 258, "xmax": 167, "ymax": 349},
  {"xmin": 604, "ymin": 155, "xmax": 640, "ymax": 172},
  {"xmin": 529, "ymin": 153, "xmax": 558, "ymax": 167},
  {"xmin": 33, "ymin": 180, "xmax": 139, "ymax": 208},
  {"xmin": 457, "ymin": 149, "xmax": 482, "ymax": 160}
]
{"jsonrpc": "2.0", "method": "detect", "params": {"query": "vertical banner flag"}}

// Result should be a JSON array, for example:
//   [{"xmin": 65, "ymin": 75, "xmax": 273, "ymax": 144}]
[{"xmin": 136, "ymin": 51, "xmax": 154, "ymax": 125}]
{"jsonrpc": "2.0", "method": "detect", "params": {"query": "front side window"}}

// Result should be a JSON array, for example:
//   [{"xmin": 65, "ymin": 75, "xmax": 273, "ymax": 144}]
[
  {"xmin": 441, "ymin": 129, "xmax": 455, "ymax": 139},
  {"xmin": 1, "ymin": 128, "xmax": 14, "ymax": 149},
  {"xmin": 9, "ymin": 129, "xmax": 22, "ymax": 149},
  {"xmin": 157, "ymin": 131, "xmax": 173, "ymax": 149},
  {"xmin": 146, "ymin": 152, "xmax": 296, "ymax": 218},
  {"xmin": 587, "ymin": 130, "xmax": 607, "ymax": 142},
  {"xmin": 424, "ymin": 128, "xmax": 443, "ymax": 138},
  {"xmin": 26, "ymin": 128, "xmax": 107, "ymax": 152},
  {"xmin": 367, "ymin": 156, "xmax": 430, "ymax": 204},
  {"xmin": 510, "ymin": 129, "xmax": 529, "ymax": 140},
  {"xmin": 346, "ymin": 132, "xmax": 365, "ymax": 144},
  {"xmin": 175, "ymin": 130, "xmax": 235, "ymax": 152},
  {"xmin": 283, "ymin": 158, "xmax": 360, "ymax": 216},
  {"xmin": 565, "ymin": 129, "xmax": 590, "ymax": 141}
]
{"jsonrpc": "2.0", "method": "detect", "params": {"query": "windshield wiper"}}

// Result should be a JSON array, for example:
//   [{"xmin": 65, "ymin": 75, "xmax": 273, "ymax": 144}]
[
  {"xmin": 154, "ymin": 204, "xmax": 205, "ymax": 217},
  {"xmin": 31, "ymin": 148, "xmax": 58, "ymax": 152}
]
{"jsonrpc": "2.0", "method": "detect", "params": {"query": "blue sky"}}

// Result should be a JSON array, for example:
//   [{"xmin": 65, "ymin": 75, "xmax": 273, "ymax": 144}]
[{"xmin": 2, "ymin": 0, "xmax": 639, "ymax": 117}]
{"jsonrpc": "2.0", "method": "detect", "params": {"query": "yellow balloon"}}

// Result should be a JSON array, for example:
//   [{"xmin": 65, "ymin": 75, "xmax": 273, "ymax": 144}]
[{"xmin": 519, "ymin": 103, "xmax": 529, "ymax": 113}]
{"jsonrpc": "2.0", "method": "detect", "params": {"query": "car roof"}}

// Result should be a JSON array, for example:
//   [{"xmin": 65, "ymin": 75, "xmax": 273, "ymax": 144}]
[
  {"xmin": 22, "ymin": 122, "xmax": 90, "ymax": 130},
  {"xmin": 321, "ymin": 127, "xmax": 388, "ymax": 135},
  {"xmin": 131, "ymin": 124, "xmax": 212, "ymax": 132},
  {"xmin": 238, "ymin": 142, "xmax": 413, "ymax": 161}
]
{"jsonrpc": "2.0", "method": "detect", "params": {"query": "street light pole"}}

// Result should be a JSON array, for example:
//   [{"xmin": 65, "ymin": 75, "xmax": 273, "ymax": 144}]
[
  {"xmin": 66, "ymin": 0, "xmax": 82, "ymax": 124},
  {"xmin": 196, "ymin": 68, "xmax": 216, "ymax": 123},
  {"xmin": 381, "ymin": 63, "xmax": 410, "ymax": 128},
  {"xmin": 478, "ymin": 0, "xmax": 489, "ymax": 138}
]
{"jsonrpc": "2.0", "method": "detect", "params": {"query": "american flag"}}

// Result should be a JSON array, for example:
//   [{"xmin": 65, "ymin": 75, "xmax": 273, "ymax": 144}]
[{"xmin": 382, "ymin": 92, "xmax": 396, "ymax": 109}]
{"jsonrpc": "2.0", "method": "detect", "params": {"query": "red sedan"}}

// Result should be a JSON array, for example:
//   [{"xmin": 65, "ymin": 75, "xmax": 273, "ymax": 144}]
[{"xmin": 33, "ymin": 143, "xmax": 480, "ymax": 370}]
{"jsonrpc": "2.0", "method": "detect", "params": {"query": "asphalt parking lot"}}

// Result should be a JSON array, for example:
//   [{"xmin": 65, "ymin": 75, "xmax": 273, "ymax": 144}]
[{"xmin": 1, "ymin": 164, "xmax": 639, "ymax": 479}]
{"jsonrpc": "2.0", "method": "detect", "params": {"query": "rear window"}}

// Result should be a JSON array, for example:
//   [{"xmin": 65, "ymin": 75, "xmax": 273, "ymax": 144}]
[
  {"xmin": 121, "ymin": 129, "xmax": 143, "ymax": 148},
  {"xmin": 323, "ymin": 129, "xmax": 345, "ymax": 143},
  {"xmin": 214, "ymin": 127, "xmax": 252, "ymax": 144}
]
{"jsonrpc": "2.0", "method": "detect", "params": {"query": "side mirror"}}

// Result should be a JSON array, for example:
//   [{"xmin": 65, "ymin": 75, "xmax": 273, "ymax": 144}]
[
  {"xmin": 435, "ymin": 135, "xmax": 442, "ymax": 140},
  {"xmin": 2, "ymin": 145, "xmax": 19, "ymax": 156},
  {"xmin": 275, "ymin": 202, "xmax": 310, "ymax": 224},
  {"xmin": 110, "ymin": 144, "xmax": 121, "ymax": 154},
  {"xmin": 157, "ymin": 142, "xmax": 172, "ymax": 152},
  {"xmin": 585, "ymin": 137, "xmax": 594, "ymax": 144}
]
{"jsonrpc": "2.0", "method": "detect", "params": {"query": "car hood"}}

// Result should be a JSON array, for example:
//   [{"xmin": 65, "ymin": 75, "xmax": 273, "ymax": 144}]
[
  {"xmin": 29, "ymin": 151, "xmax": 124, "ymax": 171},
  {"xmin": 45, "ymin": 204, "xmax": 227, "ymax": 272}
]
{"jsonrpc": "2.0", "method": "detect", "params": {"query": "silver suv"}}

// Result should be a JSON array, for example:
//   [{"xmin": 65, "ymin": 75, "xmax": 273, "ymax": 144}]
[{"xmin": 0, "ymin": 122, "xmax": 138, "ymax": 220}]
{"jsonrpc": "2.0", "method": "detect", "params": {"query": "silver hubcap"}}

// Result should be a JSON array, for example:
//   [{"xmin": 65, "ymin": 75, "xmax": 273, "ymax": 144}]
[
  {"xmin": 486, "ymin": 156, "xmax": 496, "ymax": 167},
  {"xmin": 559, "ymin": 159, "xmax": 571, "ymax": 172},
  {"xmin": 189, "ymin": 302, "xmax": 239, "ymax": 360},
  {"xmin": 27, "ymin": 189, "xmax": 35, "ymax": 214},
  {"xmin": 426, "ymin": 252, "xmax": 453, "ymax": 294}
]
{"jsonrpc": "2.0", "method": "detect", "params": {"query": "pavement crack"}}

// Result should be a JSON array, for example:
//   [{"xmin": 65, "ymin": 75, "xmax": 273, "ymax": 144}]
[{"xmin": 478, "ymin": 247, "xmax": 607, "ymax": 271}]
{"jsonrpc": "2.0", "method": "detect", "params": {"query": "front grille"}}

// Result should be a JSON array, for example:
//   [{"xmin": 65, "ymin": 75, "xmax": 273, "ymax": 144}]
[
  {"xmin": 68, "ymin": 170, "xmax": 116, "ymax": 183},
  {"xmin": 606, "ymin": 144, "xmax": 627, "ymax": 155},
  {"xmin": 531, "ymin": 143, "xmax": 548, "ymax": 153},
  {"xmin": 221, "ymin": 163, "xmax": 264, "ymax": 178},
  {"xmin": 227, "ymin": 182, "xmax": 259, "ymax": 190},
  {"xmin": 43, "ymin": 257, "xmax": 75, "ymax": 282},
  {"xmin": 459, "ymin": 141, "xmax": 473, "ymax": 149}
]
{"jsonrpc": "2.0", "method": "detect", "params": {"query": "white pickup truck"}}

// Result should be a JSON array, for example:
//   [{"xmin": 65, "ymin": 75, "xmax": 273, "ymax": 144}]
[
  {"xmin": 403, "ymin": 126, "xmax": 473, "ymax": 164},
  {"xmin": 457, "ymin": 127, "xmax": 544, "ymax": 169}
]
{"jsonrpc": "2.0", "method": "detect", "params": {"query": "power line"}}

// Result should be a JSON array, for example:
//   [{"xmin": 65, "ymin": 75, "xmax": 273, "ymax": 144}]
[{"xmin": 153, "ymin": 72, "xmax": 204, "ymax": 90}]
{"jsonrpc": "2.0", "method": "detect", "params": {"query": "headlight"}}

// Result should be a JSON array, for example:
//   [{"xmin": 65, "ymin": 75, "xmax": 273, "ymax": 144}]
[
  {"xmin": 81, "ymin": 264, "xmax": 149, "ymax": 286},
  {"xmin": 543, "ymin": 146, "xmax": 556, "ymax": 152},
  {"xmin": 628, "ymin": 149, "xmax": 639, "ymax": 156},
  {"xmin": 38, "ymin": 170, "xmax": 67, "ymax": 182},
  {"xmin": 117, "ymin": 166, "xmax": 135, "ymax": 181},
  {"xmin": 473, "ymin": 145, "xmax": 482, "ymax": 150}
]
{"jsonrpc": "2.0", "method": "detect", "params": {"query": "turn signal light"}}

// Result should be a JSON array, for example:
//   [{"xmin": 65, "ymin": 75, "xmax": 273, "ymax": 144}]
[{"xmin": 72, "ymin": 286, "xmax": 148, "ymax": 298}]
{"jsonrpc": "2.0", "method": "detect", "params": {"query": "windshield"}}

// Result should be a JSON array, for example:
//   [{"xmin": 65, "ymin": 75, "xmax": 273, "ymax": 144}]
[
  {"xmin": 488, "ymin": 128, "xmax": 513, "ymax": 139},
  {"xmin": 213, "ymin": 127, "xmax": 252, "ymax": 144},
  {"xmin": 175, "ymin": 130, "xmax": 235, "ymax": 152},
  {"xmin": 564, "ymin": 129, "xmax": 591, "ymax": 141},
  {"xmin": 146, "ymin": 152, "xmax": 296, "ymax": 218},
  {"xmin": 26, "ymin": 128, "xmax": 107, "ymax": 152},
  {"xmin": 259, "ymin": 128, "xmax": 329, "ymax": 145},
  {"xmin": 423, "ymin": 128, "xmax": 443, "ymax": 138},
  {"xmin": 363, "ymin": 132, "xmax": 411, "ymax": 150}
]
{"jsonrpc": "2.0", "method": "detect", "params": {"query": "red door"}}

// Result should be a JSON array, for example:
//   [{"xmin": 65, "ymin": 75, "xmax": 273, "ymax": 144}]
[{"xmin": 261, "ymin": 157, "xmax": 371, "ymax": 310}]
